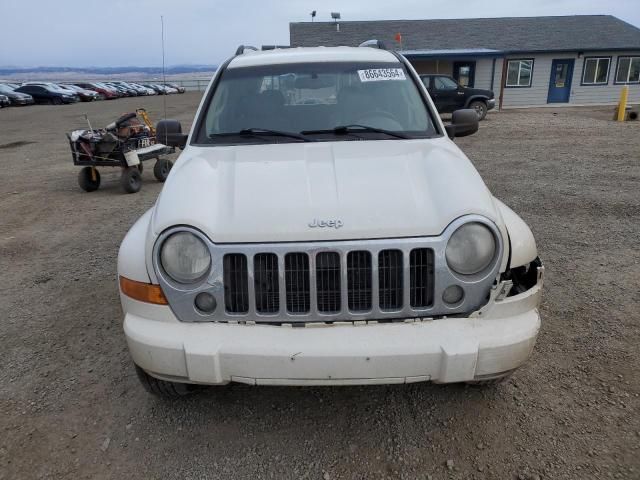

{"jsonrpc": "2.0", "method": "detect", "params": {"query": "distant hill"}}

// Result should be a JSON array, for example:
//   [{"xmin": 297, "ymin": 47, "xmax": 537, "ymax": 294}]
[{"xmin": 0, "ymin": 65, "xmax": 218, "ymax": 76}]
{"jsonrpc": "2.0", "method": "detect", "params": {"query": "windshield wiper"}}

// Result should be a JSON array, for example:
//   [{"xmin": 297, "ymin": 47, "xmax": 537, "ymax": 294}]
[
  {"xmin": 209, "ymin": 128, "xmax": 314, "ymax": 142},
  {"xmin": 302, "ymin": 124, "xmax": 410, "ymax": 139}
]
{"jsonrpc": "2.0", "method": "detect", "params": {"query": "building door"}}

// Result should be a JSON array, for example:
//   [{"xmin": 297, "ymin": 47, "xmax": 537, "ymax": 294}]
[
  {"xmin": 453, "ymin": 61, "xmax": 476, "ymax": 87},
  {"xmin": 547, "ymin": 59, "xmax": 574, "ymax": 103}
]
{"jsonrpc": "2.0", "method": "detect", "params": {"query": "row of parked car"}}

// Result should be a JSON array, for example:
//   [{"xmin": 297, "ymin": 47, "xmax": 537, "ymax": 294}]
[{"xmin": 0, "ymin": 81, "xmax": 186, "ymax": 107}]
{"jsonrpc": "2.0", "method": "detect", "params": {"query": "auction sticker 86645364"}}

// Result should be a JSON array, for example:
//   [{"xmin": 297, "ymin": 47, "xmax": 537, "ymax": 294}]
[{"xmin": 357, "ymin": 68, "xmax": 406, "ymax": 82}]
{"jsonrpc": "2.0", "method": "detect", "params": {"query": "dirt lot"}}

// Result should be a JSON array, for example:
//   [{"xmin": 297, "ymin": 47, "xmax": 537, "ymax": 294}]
[{"xmin": 1, "ymin": 94, "xmax": 639, "ymax": 480}]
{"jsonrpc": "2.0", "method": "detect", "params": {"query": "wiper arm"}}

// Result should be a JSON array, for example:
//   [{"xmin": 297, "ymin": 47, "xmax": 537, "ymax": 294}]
[
  {"xmin": 209, "ymin": 128, "xmax": 314, "ymax": 142},
  {"xmin": 302, "ymin": 124, "xmax": 410, "ymax": 139}
]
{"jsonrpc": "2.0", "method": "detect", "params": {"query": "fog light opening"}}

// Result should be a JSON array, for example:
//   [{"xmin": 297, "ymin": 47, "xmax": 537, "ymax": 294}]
[
  {"xmin": 442, "ymin": 285, "xmax": 464, "ymax": 305},
  {"xmin": 195, "ymin": 292, "xmax": 217, "ymax": 314}
]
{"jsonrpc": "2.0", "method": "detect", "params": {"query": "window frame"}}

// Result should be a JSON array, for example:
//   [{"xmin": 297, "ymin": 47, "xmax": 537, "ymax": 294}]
[
  {"xmin": 504, "ymin": 58, "xmax": 535, "ymax": 88},
  {"xmin": 580, "ymin": 56, "xmax": 611, "ymax": 86},
  {"xmin": 614, "ymin": 56, "xmax": 640, "ymax": 85}
]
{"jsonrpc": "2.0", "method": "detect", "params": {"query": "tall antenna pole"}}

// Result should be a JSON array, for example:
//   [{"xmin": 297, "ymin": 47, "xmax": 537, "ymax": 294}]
[{"xmin": 161, "ymin": 15, "xmax": 167, "ymax": 121}]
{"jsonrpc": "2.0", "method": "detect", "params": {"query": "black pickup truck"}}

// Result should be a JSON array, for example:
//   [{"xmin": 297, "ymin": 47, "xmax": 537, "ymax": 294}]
[{"xmin": 420, "ymin": 74, "xmax": 495, "ymax": 120}]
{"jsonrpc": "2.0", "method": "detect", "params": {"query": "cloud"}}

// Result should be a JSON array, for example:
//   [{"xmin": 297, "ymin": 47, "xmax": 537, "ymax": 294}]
[{"xmin": 1, "ymin": 0, "xmax": 638, "ymax": 67}]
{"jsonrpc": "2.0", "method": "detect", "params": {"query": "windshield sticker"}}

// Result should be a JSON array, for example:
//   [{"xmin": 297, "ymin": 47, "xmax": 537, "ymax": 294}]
[{"xmin": 357, "ymin": 68, "xmax": 406, "ymax": 82}]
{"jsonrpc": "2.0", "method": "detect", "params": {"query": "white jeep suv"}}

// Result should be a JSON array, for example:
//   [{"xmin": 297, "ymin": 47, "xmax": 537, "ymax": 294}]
[{"xmin": 118, "ymin": 44, "xmax": 543, "ymax": 397}]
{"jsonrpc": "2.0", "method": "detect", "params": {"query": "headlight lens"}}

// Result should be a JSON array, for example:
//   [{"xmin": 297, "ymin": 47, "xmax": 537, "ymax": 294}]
[
  {"xmin": 160, "ymin": 232, "xmax": 211, "ymax": 283},
  {"xmin": 445, "ymin": 222, "xmax": 496, "ymax": 275}
]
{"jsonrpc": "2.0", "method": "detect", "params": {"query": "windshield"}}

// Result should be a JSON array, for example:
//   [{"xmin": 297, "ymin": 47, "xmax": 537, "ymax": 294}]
[{"xmin": 195, "ymin": 61, "xmax": 438, "ymax": 145}]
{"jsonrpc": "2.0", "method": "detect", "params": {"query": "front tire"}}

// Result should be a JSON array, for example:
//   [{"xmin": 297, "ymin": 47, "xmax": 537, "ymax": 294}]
[
  {"xmin": 466, "ymin": 371, "xmax": 514, "ymax": 386},
  {"xmin": 135, "ymin": 365, "xmax": 203, "ymax": 398},
  {"xmin": 469, "ymin": 100, "xmax": 487, "ymax": 121},
  {"xmin": 121, "ymin": 167, "xmax": 142, "ymax": 193}
]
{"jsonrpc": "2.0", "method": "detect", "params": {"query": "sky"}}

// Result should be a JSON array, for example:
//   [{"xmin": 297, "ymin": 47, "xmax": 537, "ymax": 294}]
[{"xmin": 1, "ymin": 0, "xmax": 639, "ymax": 67}]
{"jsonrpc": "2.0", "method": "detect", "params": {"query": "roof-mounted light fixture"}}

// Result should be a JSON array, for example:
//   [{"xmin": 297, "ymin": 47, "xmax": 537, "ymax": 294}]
[{"xmin": 331, "ymin": 12, "xmax": 341, "ymax": 32}]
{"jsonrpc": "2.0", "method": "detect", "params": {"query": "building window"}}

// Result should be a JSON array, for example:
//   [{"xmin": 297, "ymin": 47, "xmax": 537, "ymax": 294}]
[
  {"xmin": 505, "ymin": 59, "xmax": 534, "ymax": 87},
  {"xmin": 581, "ymin": 57, "xmax": 611, "ymax": 85},
  {"xmin": 615, "ymin": 57, "xmax": 640, "ymax": 84}
]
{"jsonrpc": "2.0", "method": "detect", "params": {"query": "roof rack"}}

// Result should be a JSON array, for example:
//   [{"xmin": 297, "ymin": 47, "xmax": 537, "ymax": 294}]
[
  {"xmin": 261, "ymin": 45, "xmax": 292, "ymax": 51},
  {"xmin": 235, "ymin": 45, "xmax": 258, "ymax": 55},
  {"xmin": 359, "ymin": 39, "xmax": 388, "ymax": 50}
]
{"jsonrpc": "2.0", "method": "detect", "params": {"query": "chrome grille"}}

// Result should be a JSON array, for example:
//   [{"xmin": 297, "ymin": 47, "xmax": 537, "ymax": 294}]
[
  {"xmin": 254, "ymin": 253, "xmax": 279, "ymax": 313},
  {"xmin": 347, "ymin": 251, "xmax": 372, "ymax": 312},
  {"xmin": 155, "ymin": 216, "xmax": 504, "ymax": 324},
  {"xmin": 379, "ymin": 249, "xmax": 403, "ymax": 310},
  {"xmin": 285, "ymin": 253, "xmax": 310, "ymax": 314},
  {"xmin": 223, "ymin": 254, "xmax": 249, "ymax": 313},
  {"xmin": 316, "ymin": 252, "xmax": 341, "ymax": 313},
  {"xmin": 410, "ymin": 248, "xmax": 435, "ymax": 308}
]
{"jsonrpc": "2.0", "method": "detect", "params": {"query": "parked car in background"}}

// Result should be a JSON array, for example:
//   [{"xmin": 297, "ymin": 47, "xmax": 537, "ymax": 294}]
[
  {"xmin": 110, "ymin": 82, "xmax": 142, "ymax": 96},
  {"xmin": 0, "ymin": 83, "xmax": 35, "ymax": 105},
  {"xmin": 74, "ymin": 82, "xmax": 118, "ymax": 99},
  {"xmin": 3, "ymin": 83, "xmax": 21, "ymax": 90},
  {"xmin": 130, "ymin": 83, "xmax": 157, "ymax": 95},
  {"xmin": 144, "ymin": 83, "xmax": 174, "ymax": 94},
  {"xmin": 0, "ymin": 94, "xmax": 10, "ymax": 108},
  {"xmin": 420, "ymin": 74, "xmax": 495, "ymax": 120},
  {"xmin": 164, "ymin": 82, "xmax": 185, "ymax": 93},
  {"xmin": 142, "ymin": 83, "xmax": 164, "ymax": 94},
  {"xmin": 62, "ymin": 84, "xmax": 101, "ymax": 101},
  {"xmin": 15, "ymin": 84, "xmax": 78, "ymax": 104}
]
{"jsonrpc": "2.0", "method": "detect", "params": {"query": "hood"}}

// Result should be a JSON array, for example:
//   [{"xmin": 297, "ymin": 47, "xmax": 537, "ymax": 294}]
[
  {"xmin": 466, "ymin": 87, "xmax": 494, "ymax": 99},
  {"xmin": 152, "ymin": 138, "xmax": 501, "ymax": 243}
]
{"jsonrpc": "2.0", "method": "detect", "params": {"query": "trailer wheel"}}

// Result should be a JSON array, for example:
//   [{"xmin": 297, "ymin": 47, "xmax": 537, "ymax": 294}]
[
  {"xmin": 153, "ymin": 158, "xmax": 173, "ymax": 182},
  {"xmin": 121, "ymin": 168, "xmax": 142, "ymax": 193},
  {"xmin": 78, "ymin": 167, "xmax": 100, "ymax": 192}
]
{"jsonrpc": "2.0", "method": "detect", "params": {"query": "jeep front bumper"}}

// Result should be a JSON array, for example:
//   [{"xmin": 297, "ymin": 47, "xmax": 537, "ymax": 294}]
[{"xmin": 123, "ymin": 276, "xmax": 542, "ymax": 386}]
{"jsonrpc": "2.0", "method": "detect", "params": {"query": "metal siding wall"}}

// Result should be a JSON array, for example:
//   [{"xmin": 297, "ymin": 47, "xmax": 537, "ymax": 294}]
[
  {"xmin": 570, "ymin": 51, "xmax": 640, "ymax": 104},
  {"xmin": 502, "ymin": 54, "xmax": 555, "ymax": 107},
  {"xmin": 500, "ymin": 51, "xmax": 640, "ymax": 107},
  {"xmin": 473, "ymin": 58, "xmax": 497, "ymax": 91}
]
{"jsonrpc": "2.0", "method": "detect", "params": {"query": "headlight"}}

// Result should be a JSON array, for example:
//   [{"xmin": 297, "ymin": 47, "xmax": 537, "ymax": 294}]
[
  {"xmin": 445, "ymin": 222, "xmax": 496, "ymax": 275},
  {"xmin": 160, "ymin": 232, "xmax": 211, "ymax": 283}
]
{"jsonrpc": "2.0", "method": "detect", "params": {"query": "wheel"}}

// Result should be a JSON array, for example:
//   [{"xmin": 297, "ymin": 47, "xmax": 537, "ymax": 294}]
[
  {"xmin": 469, "ymin": 100, "xmax": 487, "ymax": 121},
  {"xmin": 52, "ymin": 97, "xmax": 62, "ymax": 105},
  {"xmin": 77, "ymin": 167, "xmax": 100, "ymax": 192},
  {"xmin": 466, "ymin": 371, "xmax": 514, "ymax": 386},
  {"xmin": 135, "ymin": 365, "xmax": 203, "ymax": 399},
  {"xmin": 153, "ymin": 158, "xmax": 173, "ymax": 182},
  {"xmin": 120, "ymin": 167, "xmax": 142, "ymax": 193}
]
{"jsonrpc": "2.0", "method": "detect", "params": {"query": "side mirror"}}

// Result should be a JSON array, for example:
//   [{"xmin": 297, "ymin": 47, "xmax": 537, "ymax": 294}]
[
  {"xmin": 445, "ymin": 109, "xmax": 479, "ymax": 139},
  {"xmin": 156, "ymin": 119, "xmax": 187, "ymax": 149}
]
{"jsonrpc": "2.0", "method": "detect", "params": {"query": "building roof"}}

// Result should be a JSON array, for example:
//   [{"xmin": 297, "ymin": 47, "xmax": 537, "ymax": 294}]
[{"xmin": 290, "ymin": 15, "xmax": 640, "ymax": 53}]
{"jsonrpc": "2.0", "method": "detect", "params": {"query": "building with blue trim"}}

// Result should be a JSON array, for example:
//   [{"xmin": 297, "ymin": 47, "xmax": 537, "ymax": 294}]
[{"xmin": 290, "ymin": 15, "xmax": 640, "ymax": 108}]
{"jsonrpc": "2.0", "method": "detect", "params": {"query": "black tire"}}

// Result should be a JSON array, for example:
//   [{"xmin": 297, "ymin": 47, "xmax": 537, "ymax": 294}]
[
  {"xmin": 469, "ymin": 100, "xmax": 487, "ymax": 121},
  {"xmin": 153, "ymin": 158, "xmax": 173, "ymax": 182},
  {"xmin": 466, "ymin": 371, "xmax": 514, "ymax": 386},
  {"xmin": 135, "ymin": 365, "xmax": 203, "ymax": 399},
  {"xmin": 52, "ymin": 97, "xmax": 62, "ymax": 105},
  {"xmin": 77, "ymin": 167, "xmax": 100, "ymax": 192},
  {"xmin": 120, "ymin": 167, "xmax": 142, "ymax": 193}
]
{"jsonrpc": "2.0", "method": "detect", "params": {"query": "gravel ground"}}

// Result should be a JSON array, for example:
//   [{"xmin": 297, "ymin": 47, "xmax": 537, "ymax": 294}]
[{"xmin": 1, "ymin": 94, "xmax": 639, "ymax": 480}]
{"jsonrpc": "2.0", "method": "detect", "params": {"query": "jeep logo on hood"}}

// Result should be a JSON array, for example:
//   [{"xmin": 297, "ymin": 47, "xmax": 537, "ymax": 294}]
[{"xmin": 309, "ymin": 219, "xmax": 344, "ymax": 229}]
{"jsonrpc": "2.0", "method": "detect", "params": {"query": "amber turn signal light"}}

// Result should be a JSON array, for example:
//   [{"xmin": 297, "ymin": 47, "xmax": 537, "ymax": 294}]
[{"xmin": 119, "ymin": 276, "xmax": 168, "ymax": 305}]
